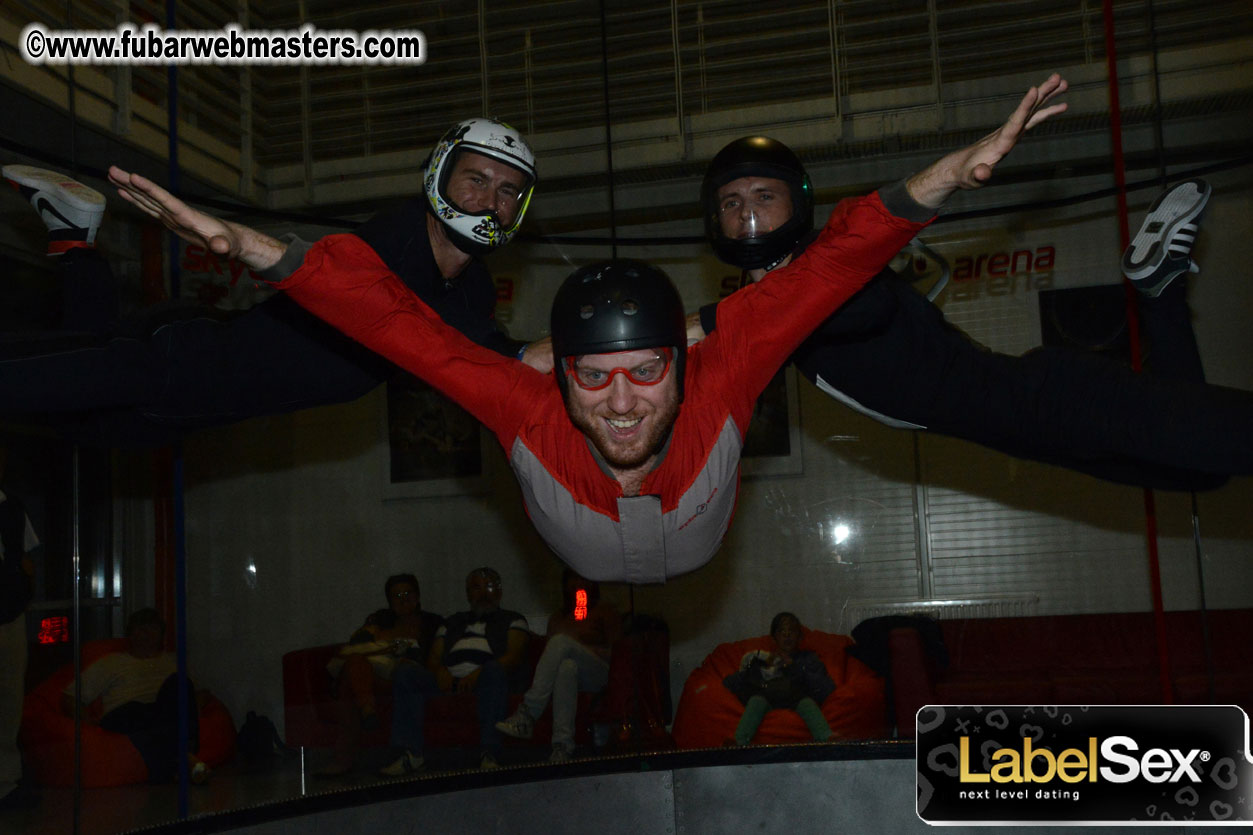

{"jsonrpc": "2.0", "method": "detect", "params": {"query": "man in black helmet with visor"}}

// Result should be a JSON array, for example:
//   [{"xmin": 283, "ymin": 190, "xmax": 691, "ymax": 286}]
[
  {"xmin": 703, "ymin": 137, "xmax": 815, "ymax": 276},
  {"xmin": 113, "ymin": 77, "xmax": 1067, "ymax": 581},
  {"xmin": 695, "ymin": 120, "xmax": 1253, "ymax": 489}
]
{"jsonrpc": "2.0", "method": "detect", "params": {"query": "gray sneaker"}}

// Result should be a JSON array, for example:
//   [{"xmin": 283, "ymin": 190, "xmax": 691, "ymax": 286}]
[
  {"xmin": 378, "ymin": 750, "xmax": 425, "ymax": 777},
  {"xmin": 494, "ymin": 707, "xmax": 535, "ymax": 740},
  {"xmin": 549, "ymin": 743, "xmax": 574, "ymax": 764},
  {"xmin": 1121, "ymin": 178, "xmax": 1211, "ymax": 297}
]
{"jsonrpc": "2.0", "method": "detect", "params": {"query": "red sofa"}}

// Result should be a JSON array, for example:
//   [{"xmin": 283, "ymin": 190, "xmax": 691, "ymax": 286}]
[
  {"xmin": 19, "ymin": 638, "xmax": 236, "ymax": 787},
  {"xmin": 671, "ymin": 628, "xmax": 887, "ymax": 748},
  {"xmin": 284, "ymin": 631, "xmax": 663, "ymax": 750},
  {"xmin": 888, "ymin": 609, "xmax": 1253, "ymax": 738}
]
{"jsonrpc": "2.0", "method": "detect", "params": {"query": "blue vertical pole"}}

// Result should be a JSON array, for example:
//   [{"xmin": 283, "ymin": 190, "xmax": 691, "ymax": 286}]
[
  {"xmin": 71, "ymin": 448, "xmax": 81, "ymax": 834},
  {"xmin": 166, "ymin": 0, "xmax": 190, "ymax": 819}
]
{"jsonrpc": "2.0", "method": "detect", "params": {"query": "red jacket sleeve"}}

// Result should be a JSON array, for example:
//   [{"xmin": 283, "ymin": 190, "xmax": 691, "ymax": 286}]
[
  {"xmin": 701, "ymin": 190, "xmax": 930, "ymax": 400},
  {"xmin": 277, "ymin": 234, "xmax": 549, "ymax": 445}
]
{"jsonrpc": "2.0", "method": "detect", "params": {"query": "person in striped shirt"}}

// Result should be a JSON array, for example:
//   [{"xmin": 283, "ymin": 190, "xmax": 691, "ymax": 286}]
[{"xmin": 382, "ymin": 567, "xmax": 529, "ymax": 774}]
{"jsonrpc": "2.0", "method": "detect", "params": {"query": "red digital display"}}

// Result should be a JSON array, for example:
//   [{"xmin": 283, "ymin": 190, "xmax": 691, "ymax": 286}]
[
  {"xmin": 574, "ymin": 589, "xmax": 588, "ymax": 621},
  {"xmin": 38, "ymin": 616, "xmax": 69, "ymax": 645}
]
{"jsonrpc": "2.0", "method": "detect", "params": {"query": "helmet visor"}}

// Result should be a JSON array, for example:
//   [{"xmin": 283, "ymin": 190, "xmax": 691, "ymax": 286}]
[{"xmin": 713, "ymin": 176, "xmax": 795, "ymax": 241}]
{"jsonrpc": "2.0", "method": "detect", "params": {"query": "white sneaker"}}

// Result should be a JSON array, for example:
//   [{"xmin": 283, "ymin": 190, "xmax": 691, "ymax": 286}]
[
  {"xmin": 549, "ymin": 743, "xmax": 574, "ymax": 764},
  {"xmin": 3, "ymin": 164, "xmax": 105, "ymax": 255},
  {"xmin": 479, "ymin": 751, "xmax": 500, "ymax": 771}
]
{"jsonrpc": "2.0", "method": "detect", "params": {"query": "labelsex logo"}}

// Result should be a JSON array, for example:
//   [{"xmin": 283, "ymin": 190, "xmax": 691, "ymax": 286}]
[{"xmin": 961, "ymin": 735, "xmax": 1208, "ymax": 785}]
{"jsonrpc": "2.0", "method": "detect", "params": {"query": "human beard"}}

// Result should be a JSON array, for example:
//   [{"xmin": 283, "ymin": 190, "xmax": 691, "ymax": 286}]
[{"xmin": 566, "ymin": 393, "xmax": 679, "ymax": 472}]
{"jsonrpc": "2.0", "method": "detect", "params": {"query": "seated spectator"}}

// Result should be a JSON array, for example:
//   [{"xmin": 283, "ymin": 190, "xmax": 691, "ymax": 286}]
[
  {"xmin": 380, "ymin": 567, "xmax": 529, "ymax": 775},
  {"xmin": 318, "ymin": 573, "xmax": 442, "ymax": 776},
  {"xmin": 495, "ymin": 569, "xmax": 622, "ymax": 761},
  {"xmin": 60, "ymin": 608, "xmax": 208, "ymax": 783},
  {"xmin": 723, "ymin": 612, "xmax": 834, "ymax": 746},
  {"xmin": 672, "ymin": 617, "xmax": 884, "ymax": 747}
]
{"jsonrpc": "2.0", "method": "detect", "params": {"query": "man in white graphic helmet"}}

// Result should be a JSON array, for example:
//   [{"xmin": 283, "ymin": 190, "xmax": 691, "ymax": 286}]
[{"xmin": 0, "ymin": 118, "xmax": 539, "ymax": 444}]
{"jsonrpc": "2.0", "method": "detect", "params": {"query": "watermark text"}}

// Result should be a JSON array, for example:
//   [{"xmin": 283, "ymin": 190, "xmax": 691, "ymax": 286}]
[{"xmin": 20, "ymin": 22, "xmax": 426, "ymax": 65}]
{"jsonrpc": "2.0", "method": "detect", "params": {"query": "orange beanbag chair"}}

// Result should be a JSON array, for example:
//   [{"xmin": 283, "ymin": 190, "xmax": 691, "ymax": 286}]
[
  {"xmin": 19, "ymin": 638, "xmax": 236, "ymax": 787},
  {"xmin": 671, "ymin": 628, "xmax": 886, "ymax": 748}
]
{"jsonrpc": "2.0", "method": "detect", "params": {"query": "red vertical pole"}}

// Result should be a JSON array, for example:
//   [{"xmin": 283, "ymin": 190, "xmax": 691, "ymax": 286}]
[{"xmin": 1104, "ymin": 0, "xmax": 1172, "ymax": 705}]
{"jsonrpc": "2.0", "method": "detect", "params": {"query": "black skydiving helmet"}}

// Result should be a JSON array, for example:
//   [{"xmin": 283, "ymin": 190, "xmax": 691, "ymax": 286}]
[
  {"xmin": 424, "ymin": 118, "xmax": 537, "ymax": 256},
  {"xmin": 549, "ymin": 259, "xmax": 688, "ymax": 403},
  {"xmin": 701, "ymin": 136, "xmax": 814, "ymax": 271}
]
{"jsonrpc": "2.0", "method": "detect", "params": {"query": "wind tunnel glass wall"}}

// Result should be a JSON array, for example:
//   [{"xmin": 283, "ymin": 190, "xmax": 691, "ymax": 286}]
[{"xmin": 1, "ymin": 0, "xmax": 1253, "ymax": 832}]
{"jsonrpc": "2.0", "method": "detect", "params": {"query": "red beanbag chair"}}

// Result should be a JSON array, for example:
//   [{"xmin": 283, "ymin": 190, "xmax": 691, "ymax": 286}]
[
  {"xmin": 671, "ymin": 628, "xmax": 886, "ymax": 748},
  {"xmin": 19, "ymin": 638, "xmax": 236, "ymax": 787}
]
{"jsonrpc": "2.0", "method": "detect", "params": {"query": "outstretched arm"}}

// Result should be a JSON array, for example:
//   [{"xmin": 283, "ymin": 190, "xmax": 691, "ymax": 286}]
[
  {"xmin": 107, "ymin": 165, "xmax": 287, "ymax": 271},
  {"xmin": 905, "ymin": 73, "xmax": 1068, "ymax": 209}
]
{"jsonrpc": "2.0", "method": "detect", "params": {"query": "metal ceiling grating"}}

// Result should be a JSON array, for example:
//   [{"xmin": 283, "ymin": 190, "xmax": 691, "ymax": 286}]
[{"xmin": 2, "ymin": 0, "xmax": 1251, "ymax": 200}]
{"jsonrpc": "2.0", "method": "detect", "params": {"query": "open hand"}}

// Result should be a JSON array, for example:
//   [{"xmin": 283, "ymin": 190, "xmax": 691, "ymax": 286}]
[
  {"xmin": 906, "ymin": 74, "xmax": 1069, "ymax": 208},
  {"xmin": 955, "ymin": 73, "xmax": 1068, "ymax": 189},
  {"xmin": 107, "ymin": 166, "xmax": 286, "ymax": 270},
  {"xmin": 519, "ymin": 336, "xmax": 555, "ymax": 374},
  {"xmin": 685, "ymin": 311, "xmax": 707, "ymax": 346},
  {"xmin": 108, "ymin": 165, "xmax": 240, "ymax": 256}
]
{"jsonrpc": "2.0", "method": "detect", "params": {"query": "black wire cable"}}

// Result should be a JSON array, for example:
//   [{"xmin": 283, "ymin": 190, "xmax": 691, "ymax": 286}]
[
  {"xmin": 1, "ymin": 140, "xmax": 1249, "ymax": 247},
  {"xmin": 598, "ymin": 0, "xmax": 618, "ymax": 259}
]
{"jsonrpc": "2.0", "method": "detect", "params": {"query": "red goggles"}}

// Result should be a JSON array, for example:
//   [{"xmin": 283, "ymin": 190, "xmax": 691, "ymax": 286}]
[{"xmin": 564, "ymin": 348, "xmax": 674, "ymax": 391}]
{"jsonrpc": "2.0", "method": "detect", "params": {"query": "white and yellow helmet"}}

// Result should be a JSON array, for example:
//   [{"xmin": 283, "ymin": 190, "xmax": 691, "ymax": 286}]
[{"xmin": 424, "ymin": 118, "xmax": 536, "ymax": 255}]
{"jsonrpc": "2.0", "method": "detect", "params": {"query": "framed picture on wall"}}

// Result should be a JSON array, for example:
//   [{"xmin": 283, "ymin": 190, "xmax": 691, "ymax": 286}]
[
  {"xmin": 381, "ymin": 375, "xmax": 492, "ymax": 499},
  {"xmin": 741, "ymin": 366, "xmax": 804, "ymax": 477}
]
